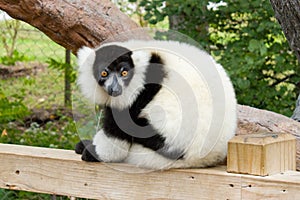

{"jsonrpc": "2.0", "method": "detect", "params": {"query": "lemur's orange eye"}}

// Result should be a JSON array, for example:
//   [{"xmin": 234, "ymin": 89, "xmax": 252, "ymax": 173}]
[
  {"xmin": 121, "ymin": 70, "xmax": 128, "ymax": 77},
  {"xmin": 101, "ymin": 71, "xmax": 108, "ymax": 77}
]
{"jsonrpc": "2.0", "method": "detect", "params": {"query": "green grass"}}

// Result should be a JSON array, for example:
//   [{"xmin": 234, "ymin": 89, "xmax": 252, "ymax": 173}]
[
  {"xmin": 0, "ymin": 21, "xmax": 66, "ymax": 62},
  {"xmin": 0, "ymin": 62, "xmax": 77, "ymax": 110},
  {"xmin": 0, "ymin": 20, "xmax": 78, "ymax": 108},
  {"xmin": 1, "ymin": 68, "xmax": 64, "ymax": 108},
  {"xmin": 0, "ymin": 190, "xmax": 53, "ymax": 200}
]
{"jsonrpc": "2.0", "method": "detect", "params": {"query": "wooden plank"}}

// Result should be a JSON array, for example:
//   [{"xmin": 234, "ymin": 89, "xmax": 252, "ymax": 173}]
[
  {"xmin": 241, "ymin": 171, "xmax": 300, "ymax": 199},
  {"xmin": 0, "ymin": 143, "xmax": 300, "ymax": 199},
  {"xmin": 0, "ymin": 143, "xmax": 240, "ymax": 199}
]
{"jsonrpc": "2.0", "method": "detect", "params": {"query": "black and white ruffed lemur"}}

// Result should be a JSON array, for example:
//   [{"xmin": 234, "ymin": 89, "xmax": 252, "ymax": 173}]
[{"xmin": 75, "ymin": 40, "xmax": 237, "ymax": 169}]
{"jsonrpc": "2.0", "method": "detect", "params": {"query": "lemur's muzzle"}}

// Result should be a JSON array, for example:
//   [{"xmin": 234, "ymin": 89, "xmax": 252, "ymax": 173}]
[{"xmin": 107, "ymin": 75, "xmax": 122, "ymax": 97}]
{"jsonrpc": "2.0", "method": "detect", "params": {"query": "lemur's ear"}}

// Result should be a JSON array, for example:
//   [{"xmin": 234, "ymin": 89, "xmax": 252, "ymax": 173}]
[{"xmin": 77, "ymin": 46, "xmax": 96, "ymax": 70}]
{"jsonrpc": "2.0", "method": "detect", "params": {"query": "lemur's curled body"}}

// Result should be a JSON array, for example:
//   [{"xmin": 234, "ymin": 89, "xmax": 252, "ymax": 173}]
[{"xmin": 75, "ymin": 40, "xmax": 237, "ymax": 169}]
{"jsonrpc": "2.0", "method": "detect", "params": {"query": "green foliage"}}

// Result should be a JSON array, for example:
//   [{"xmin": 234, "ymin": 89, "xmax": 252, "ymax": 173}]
[
  {"xmin": 0, "ymin": 50, "xmax": 31, "ymax": 65},
  {"xmin": 141, "ymin": 0, "xmax": 166, "ymax": 24},
  {"xmin": 0, "ymin": 189, "xmax": 16, "ymax": 200},
  {"xmin": 130, "ymin": 0, "xmax": 299, "ymax": 116},
  {"xmin": 0, "ymin": 19, "xmax": 66, "ymax": 62},
  {"xmin": 0, "ymin": 189, "xmax": 51, "ymax": 200},
  {"xmin": 0, "ymin": 117, "xmax": 79, "ymax": 150},
  {"xmin": 47, "ymin": 57, "xmax": 77, "ymax": 108},
  {"xmin": 0, "ymin": 89, "xmax": 30, "ymax": 123},
  {"xmin": 0, "ymin": 18, "xmax": 21, "ymax": 61},
  {"xmin": 0, "ymin": 66, "xmax": 66, "ymax": 109},
  {"xmin": 114, "ymin": 0, "xmax": 169, "ymax": 28},
  {"xmin": 0, "ymin": 187, "xmax": 91, "ymax": 199},
  {"xmin": 47, "ymin": 58, "xmax": 77, "ymax": 83},
  {"xmin": 208, "ymin": 0, "xmax": 299, "ymax": 116}
]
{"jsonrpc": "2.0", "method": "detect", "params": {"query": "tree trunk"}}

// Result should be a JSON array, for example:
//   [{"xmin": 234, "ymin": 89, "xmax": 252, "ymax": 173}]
[
  {"xmin": 269, "ymin": 0, "xmax": 300, "ymax": 63},
  {"xmin": 269, "ymin": 0, "xmax": 300, "ymax": 122},
  {"xmin": 1, "ymin": 0, "xmax": 300, "ymax": 170}
]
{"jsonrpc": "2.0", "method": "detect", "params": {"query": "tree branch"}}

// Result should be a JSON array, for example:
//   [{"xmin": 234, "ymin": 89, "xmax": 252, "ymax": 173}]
[
  {"xmin": 0, "ymin": 0, "xmax": 139, "ymax": 54},
  {"xmin": 268, "ymin": 73, "xmax": 296, "ymax": 87}
]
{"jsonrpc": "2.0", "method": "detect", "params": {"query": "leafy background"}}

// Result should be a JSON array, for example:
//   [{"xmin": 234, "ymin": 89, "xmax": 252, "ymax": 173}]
[{"xmin": 124, "ymin": 0, "xmax": 299, "ymax": 116}]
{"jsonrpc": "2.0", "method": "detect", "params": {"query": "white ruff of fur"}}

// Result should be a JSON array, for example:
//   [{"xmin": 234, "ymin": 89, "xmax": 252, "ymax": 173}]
[{"xmin": 77, "ymin": 47, "xmax": 108, "ymax": 105}]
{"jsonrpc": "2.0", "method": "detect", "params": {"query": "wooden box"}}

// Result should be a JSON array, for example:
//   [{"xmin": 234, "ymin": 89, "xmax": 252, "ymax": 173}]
[{"xmin": 227, "ymin": 132, "xmax": 296, "ymax": 176}]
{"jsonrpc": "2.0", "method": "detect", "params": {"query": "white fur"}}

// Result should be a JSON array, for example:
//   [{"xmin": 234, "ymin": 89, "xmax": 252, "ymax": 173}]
[
  {"xmin": 93, "ymin": 130, "xmax": 131, "ymax": 162},
  {"xmin": 77, "ymin": 40, "xmax": 237, "ymax": 169}
]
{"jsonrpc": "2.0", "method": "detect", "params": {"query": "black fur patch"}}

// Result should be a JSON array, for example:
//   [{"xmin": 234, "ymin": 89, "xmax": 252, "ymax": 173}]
[{"xmin": 102, "ymin": 52, "xmax": 183, "ymax": 160}]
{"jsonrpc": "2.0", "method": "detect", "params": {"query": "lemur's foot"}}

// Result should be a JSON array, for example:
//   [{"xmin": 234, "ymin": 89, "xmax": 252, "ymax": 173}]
[
  {"xmin": 81, "ymin": 144, "xmax": 101, "ymax": 162},
  {"xmin": 75, "ymin": 140, "xmax": 92, "ymax": 154}
]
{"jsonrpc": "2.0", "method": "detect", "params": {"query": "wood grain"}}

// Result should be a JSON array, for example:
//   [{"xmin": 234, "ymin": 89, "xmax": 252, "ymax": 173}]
[
  {"xmin": 0, "ymin": 143, "xmax": 300, "ymax": 199},
  {"xmin": 227, "ymin": 133, "xmax": 296, "ymax": 176},
  {"xmin": 237, "ymin": 105, "xmax": 300, "ymax": 171}
]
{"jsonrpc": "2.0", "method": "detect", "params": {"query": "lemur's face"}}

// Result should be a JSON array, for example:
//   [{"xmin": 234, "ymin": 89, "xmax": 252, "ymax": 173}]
[{"xmin": 93, "ymin": 45, "xmax": 134, "ymax": 97}]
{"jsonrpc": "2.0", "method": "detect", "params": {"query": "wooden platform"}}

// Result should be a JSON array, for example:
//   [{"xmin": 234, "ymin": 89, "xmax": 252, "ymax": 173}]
[{"xmin": 0, "ymin": 143, "xmax": 300, "ymax": 199}]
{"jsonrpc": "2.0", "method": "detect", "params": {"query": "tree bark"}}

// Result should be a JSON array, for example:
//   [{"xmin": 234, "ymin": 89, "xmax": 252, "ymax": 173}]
[
  {"xmin": 1, "ymin": 0, "xmax": 300, "ymax": 170},
  {"xmin": 269, "ymin": 0, "xmax": 300, "ymax": 62},
  {"xmin": 269, "ymin": 0, "xmax": 300, "ymax": 124},
  {"xmin": 0, "ymin": 0, "xmax": 139, "ymax": 54}
]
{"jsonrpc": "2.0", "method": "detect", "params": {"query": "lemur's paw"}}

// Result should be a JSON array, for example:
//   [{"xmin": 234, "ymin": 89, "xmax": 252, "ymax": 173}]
[
  {"xmin": 75, "ymin": 140, "xmax": 92, "ymax": 154},
  {"xmin": 81, "ymin": 144, "xmax": 101, "ymax": 162}
]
